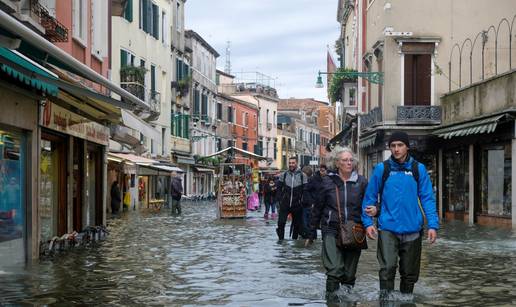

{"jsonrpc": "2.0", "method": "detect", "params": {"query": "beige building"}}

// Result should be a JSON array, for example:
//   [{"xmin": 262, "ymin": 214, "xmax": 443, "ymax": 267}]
[{"xmin": 338, "ymin": 0, "xmax": 515, "ymax": 227}]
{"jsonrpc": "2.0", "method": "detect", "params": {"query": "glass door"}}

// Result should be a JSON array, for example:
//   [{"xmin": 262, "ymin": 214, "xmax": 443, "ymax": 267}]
[{"xmin": 0, "ymin": 128, "xmax": 26, "ymax": 267}]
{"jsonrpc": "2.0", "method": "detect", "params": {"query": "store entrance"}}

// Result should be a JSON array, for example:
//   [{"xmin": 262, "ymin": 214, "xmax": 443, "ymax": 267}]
[{"xmin": 40, "ymin": 131, "xmax": 68, "ymax": 240}]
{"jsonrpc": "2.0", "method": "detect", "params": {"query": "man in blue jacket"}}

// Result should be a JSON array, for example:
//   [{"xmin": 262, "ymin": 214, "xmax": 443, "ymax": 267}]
[{"xmin": 362, "ymin": 131, "xmax": 438, "ymax": 299}]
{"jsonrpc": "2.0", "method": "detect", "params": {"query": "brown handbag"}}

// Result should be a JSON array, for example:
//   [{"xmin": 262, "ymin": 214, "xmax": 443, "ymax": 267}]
[{"xmin": 335, "ymin": 185, "xmax": 367, "ymax": 250}]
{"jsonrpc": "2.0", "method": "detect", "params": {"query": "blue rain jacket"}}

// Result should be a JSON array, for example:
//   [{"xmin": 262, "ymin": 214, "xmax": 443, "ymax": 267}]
[{"xmin": 361, "ymin": 156, "xmax": 439, "ymax": 234}]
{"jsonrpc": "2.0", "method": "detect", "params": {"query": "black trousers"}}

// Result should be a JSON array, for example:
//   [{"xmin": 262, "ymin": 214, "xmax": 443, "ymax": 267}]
[
  {"xmin": 377, "ymin": 230, "xmax": 422, "ymax": 293},
  {"xmin": 276, "ymin": 205, "xmax": 304, "ymax": 240}
]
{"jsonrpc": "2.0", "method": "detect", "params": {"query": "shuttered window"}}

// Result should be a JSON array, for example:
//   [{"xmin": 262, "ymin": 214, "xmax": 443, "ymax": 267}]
[{"xmin": 124, "ymin": 0, "xmax": 133, "ymax": 22}]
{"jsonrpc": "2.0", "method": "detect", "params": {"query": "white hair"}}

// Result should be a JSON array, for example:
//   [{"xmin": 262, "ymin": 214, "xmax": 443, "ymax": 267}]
[{"xmin": 328, "ymin": 146, "xmax": 358, "ymax": 170}]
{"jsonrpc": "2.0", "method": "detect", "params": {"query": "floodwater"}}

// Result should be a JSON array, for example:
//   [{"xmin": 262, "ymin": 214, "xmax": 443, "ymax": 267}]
[{"xmin": 1, "ymin": 201, "xmax": 516, "ymax": 306}]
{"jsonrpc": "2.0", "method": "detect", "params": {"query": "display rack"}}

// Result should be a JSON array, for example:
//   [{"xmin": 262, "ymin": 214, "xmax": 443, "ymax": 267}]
[{"xmin": 217, "ymin": 163, "xmax": 247, "ymax": 218}]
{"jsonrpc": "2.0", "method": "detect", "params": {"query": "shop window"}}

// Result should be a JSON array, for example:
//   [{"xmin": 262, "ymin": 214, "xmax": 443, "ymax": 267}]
[
  {"xmin": 480, "ymin": 144, "xmax": 512, "ymax": 217},
  {"xmin": 443, "ymin": 148, "xmax": 469, "ymax": 215},
  {"xmin": 0, "ymin": 129, "xmax": 26, "ymax": 265}
]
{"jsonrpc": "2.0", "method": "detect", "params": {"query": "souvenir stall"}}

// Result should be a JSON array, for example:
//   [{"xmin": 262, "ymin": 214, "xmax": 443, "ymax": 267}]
[{"xmin": 201, "ymin": 146, "xmax": 266, "ymax": 219}]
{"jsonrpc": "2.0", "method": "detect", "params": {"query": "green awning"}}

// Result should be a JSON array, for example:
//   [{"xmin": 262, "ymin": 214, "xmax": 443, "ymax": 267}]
[
  {"xmin": 359, "ymin": 132, "xmax": 377, "ymax": 149},
  {"xmin": 433, "ymin": 115, "xmax": 505, "ymax": 139},
  {"xmin": 0, "ymin": 47, "xmax": 58, "ymax": 96}
]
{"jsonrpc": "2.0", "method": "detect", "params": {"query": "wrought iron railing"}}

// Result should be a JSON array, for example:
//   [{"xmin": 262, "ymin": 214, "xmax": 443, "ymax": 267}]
[
  {"xmin": 396, "ymin": 105, "xmax": 442, "ymax": 125},
  {"xmin": 359, "ymin": 107, "xmax": 382, "ymax": 131},
  {"xmin": 30, "ymin": 0, "xmax": 68, "ymax": 42}
]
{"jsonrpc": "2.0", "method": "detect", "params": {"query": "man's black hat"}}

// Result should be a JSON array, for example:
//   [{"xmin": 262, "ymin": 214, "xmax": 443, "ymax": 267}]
[{"xmin": 388, "ymin": 131, "xmax": 410, "ymax": 147}]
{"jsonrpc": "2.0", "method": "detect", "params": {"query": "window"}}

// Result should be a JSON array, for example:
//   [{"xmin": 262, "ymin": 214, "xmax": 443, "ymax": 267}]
[
  {"xmin": 161, "ymin": 11, "xmax": 166, "ymax": 44},
  {"xmin": 72, "ymin": 0, "xmax": 87, "ymax": 42},
  {"xmin": 150, "ymin": 65, "xmax": 156, "ymax": 96},
  {"xmin": 349, "ymin": 88, "xmax": 356, "ymax": 106},
  {"xmin": 176, "ymin": 2, "xmax": 181, "ymax": 31},
  {"xmin": 443, "ymin": 147, "xmax": 469, "ymax": 215},
  {"xmin": 266, "ymin": 109, "xmax": 270, "ymax": 124},
  {"xmin": 193, "ymin": 90, "xmax": 200, "ymax": 116},
  {"xmin": 161, "ymin": 127, "xmax": 165, "ymax": 155},
  {"xmin": 404, "ymin": 54, "xmax": 431, "ymax": 105},
  {"xmin": 217, "ymin": 103, "xmax": 223, "ymax": 120},
  {"xmin": 480, "ymin": 144, "xmax": 512, "ymax": 217},
  {"xmin": 124, "ymin": 0, "xmax": 133, "ymax": 22},
  {"xmin": 274, "ymin": 142, "xmax": 277, "ymax": 159},
  {"xmin": 152, "ymin": 4, "xmax": 159, "ymax": 39},
  {"xmin": 92, "ymin": 0, "xmax": 107, "ymax": 58},
  {"xmin": 217, "ymin": 138, "xmax": 222, "ymax": 151},
  {"xmin": 201, "ymin": 94, "xmax": 208, "ymax": 117},
  {"xmin": 402, "ymin": 43, "xmax": 434, "ymax": 105},
  {"xmin": 227, "ymin": 106, "xmax": 233, "ymax": 123},
  {"xmin": 242, "ymin": 142, "xmax": 248, "ymax": 151},
  {"xmin": 243, "ymin": 112, "xmax": 248, "ymax": 127},
  {"xmin": 273, "ymin": 111, "xmax": 276, "ymax": 126},
  {"xmin": 139, "ymin": 0, "xmax": 159, "ymax": 38}
]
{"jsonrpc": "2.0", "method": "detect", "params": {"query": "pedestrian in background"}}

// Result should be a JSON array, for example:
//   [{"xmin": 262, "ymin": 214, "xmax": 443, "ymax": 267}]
[
  {"xmin": 301, "ymin": 165, "xmax": 316, "ymax": 239},
  {"xmin": 170, "ymin": 172, "xmax": 183, "ymax": 215},
  {"xmin": 305, "ymin": 147, "xmax": 368, "ymax": 302},
  {"xmin": 263, "ymin": 177, "xmax": 277, "ymax": 219},
  {"xmin": 276, "ymin": 156, "xmax": 307, "ymax": 241},
  {"xmin": 362, "ymin": 131, "xmax": 439, "ymax": 300},
  {"xmin": 110, "ymin": 181, "xmax": 121, "ymax": 214}
]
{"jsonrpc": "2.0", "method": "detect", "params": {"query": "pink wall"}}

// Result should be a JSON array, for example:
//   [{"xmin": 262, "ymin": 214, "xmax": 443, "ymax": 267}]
[{"xmin": 54, "ymin": 0, "xmax": 109, "ymax": 91}]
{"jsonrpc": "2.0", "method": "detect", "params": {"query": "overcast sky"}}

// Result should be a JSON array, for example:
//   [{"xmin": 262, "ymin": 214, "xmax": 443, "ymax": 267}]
[{"xmin": 185, "ymin": 0, "xmax": 340, "ymax": 102}]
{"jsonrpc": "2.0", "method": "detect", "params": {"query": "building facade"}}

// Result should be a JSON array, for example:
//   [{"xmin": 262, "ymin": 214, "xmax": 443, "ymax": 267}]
[
  {"xmin": 337, "ymin": 0, "xmax": 515, "ymax": 227},
  {"xmin": 186, "ymin": 29, "xmax": 219, "ymax": 196},
  {"xmin": 0, "ymin": 0, "xmax": 144, "ymax": 265}
]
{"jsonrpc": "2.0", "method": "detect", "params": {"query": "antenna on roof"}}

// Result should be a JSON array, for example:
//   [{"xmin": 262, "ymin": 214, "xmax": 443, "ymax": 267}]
[{"xmin": 225, "ymin": 41, "xmax": 231, "ymax": 74}]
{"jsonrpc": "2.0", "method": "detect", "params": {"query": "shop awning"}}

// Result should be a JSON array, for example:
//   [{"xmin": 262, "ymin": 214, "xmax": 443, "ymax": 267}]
[
  {"xmin": 0, "ymin": 47, "xmax": 58, "ymax": 96},
  {"xmin": 150, "ymin": 164, "xmax": 185, "ymax": 173},
  {"xmin": 176, "ymin": 155, "xmax": 196, "ymax": 165},
  {"xmin": 121, "ymin": 109, "xmax": 160, "ymax": 142},
  {"xmin": 433, "ymin": 114, "xmax": 506, "ymax": 139},
  {"xmin": 203, "ymin": 146, "xmax": 266, "ymax": 161},
  {"xmin": 194, "ymin": 166, "xmax": 215, "ymax": 173},
  {"xmin": 108, "ymin": 153, "xmax": 158, "ymax": 165},
  {"xmin": 359, "ymin": 132, "xmax": 377, "ymax": 149}
]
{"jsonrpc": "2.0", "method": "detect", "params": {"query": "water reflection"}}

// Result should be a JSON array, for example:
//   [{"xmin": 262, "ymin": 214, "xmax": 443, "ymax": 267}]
[{"xmin": 0, "ymin": 203, "xmax": 515, "ymax": 306}]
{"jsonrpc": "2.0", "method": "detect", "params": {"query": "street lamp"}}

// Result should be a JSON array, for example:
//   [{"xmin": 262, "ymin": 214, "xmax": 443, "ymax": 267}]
[{"xmin": 315, "ymin": 70, "xmax": 384, "ymax": 87}]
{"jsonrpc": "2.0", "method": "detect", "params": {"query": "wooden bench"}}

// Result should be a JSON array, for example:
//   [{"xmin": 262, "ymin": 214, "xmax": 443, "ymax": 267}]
[{"xmin": 148, "ymin": 199, "xmax": 165, "ymax": 210}]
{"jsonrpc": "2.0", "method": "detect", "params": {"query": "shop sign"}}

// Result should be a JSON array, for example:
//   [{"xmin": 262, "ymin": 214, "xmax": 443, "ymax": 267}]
[{"xmin": 40, "ymin": 101, "xmax": 109, "ymax": 145}]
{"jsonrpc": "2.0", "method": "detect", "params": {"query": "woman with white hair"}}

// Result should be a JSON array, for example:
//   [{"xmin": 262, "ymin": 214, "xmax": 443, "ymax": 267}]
[{"xmin": 305, "ymin": 146, "xmax": 368, "ymax": 302}]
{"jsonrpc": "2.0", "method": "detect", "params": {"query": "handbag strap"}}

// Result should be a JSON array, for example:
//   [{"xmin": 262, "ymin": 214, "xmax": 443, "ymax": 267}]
[{"xmin": 335, "ymin": 186, "xmax": 343, "ymax": 228}]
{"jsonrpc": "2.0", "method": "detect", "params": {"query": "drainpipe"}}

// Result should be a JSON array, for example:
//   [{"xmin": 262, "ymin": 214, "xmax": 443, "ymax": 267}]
[{"xmin": 0, "ymin": 9, "xmax": 149, "ymax": 111}]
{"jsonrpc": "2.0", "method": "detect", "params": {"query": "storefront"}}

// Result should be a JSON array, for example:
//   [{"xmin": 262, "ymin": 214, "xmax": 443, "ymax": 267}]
[
  {"xmin": 0, "ymin": 47, "xmax": 59, "ymax": 266},
  {"xmin": 40, "ymin": 101, "xmax": 110, "ymax": 237},
  {"xmin": 435, "ymin": 113, "xmax": 515, "ymax": 227}
]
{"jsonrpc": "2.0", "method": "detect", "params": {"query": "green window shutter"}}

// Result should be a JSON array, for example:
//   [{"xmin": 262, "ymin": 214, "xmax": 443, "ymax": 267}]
[
  {"xmin": 176, "ymin": 58, "xmax": 182, "ymax": 80},
  {"xmin": 120, "ymin": 49, "xmax": 127, "ymax": 67},
  {"xmin": 184, "ymin": 114, "xmax": 190, "ymax": 139},
  {"xmin": 183, "ymin": 63, "xmax": 189, "ymax": 78},
  {"xmin": 124, "ymin": 0, "xmax": 133, "ymax": 22},
  {"xmin": 176, "ymin": 113, "xmax": 183, "ymax": 137},
  {"xmin": 194, "ymin": 90, "xmax": 200, "ymax": 115},
  {"xmin": 170, "ymin": 112, "xmax": 175, "ymax": 135},
  {"xmin": 152, "ymin": 4, "xmax": 159, "ymax": 39}
]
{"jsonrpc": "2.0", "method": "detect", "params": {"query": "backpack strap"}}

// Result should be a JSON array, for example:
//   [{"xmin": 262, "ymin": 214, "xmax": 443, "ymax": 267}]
[{"xmin": 378, "ymin": 160, "xmax": 390, "ymax": 206}]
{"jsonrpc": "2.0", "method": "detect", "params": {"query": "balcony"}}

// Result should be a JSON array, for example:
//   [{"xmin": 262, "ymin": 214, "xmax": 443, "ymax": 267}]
[
  {"xmin": 29, "ymin": 0, "xmax": 68, "ymax": 42},
  {"xmin": 396, "ymin": 105, "xmax": 442, "ymax": 125},
  {"xmin": 120, "ymin": 66, "xmax": 145, "ymax": 101},
  {"xmin": 359, "ymin": 107, "xmax": 382, "ymax": 131}
]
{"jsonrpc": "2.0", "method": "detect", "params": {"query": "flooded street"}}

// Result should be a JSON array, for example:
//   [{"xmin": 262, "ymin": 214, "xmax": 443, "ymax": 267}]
[{"xmin": 1, "ymin": 201, "xmax": 516, "ymax": 306}]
